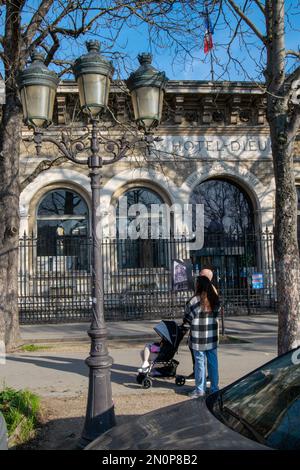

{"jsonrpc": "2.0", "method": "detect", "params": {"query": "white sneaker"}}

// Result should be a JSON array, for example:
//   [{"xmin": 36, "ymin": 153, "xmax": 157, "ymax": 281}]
[
  {"xmin": 188, "ymin": 389, "xmax": 205, "ymax": 399},
  {"xmin": 185, "ymin": 372, "xmax": 195, "ymax": 382},
  {"xmin": 138, "ymin": 366, "xmax": 149, "ymax": 373}
]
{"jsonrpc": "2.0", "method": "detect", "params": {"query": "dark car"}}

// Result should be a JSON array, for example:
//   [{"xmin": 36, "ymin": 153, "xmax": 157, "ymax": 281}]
[
  {"xmin": 0, "ymin": 412, "xmax": 8, "ymax": 450},
  {"xmin": 87, "ymin": 347, "xmax": 300, "ymax": 450}
]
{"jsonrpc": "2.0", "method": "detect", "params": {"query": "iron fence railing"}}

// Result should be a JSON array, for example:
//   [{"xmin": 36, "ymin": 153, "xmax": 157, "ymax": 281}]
[{"xmin": 18, "ymin": 230, "xmax": 277, "ymax": 323}]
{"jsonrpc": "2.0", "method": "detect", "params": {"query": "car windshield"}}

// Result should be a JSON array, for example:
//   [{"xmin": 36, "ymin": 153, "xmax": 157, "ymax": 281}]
[{"xmin": 210, "ymin": 347, "xmax": 300, "ymax": 450}]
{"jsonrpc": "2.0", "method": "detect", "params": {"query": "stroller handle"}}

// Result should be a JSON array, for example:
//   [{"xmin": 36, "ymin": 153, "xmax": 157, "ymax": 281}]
[{"xmin": 179, "ymin": 322, "xmax": 190, "ymax": 335}]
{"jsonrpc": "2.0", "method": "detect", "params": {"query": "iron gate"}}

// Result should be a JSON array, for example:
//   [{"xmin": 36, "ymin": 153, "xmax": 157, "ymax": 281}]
[{"xmin": 18, "ymin": 230, "xmax": 276, "ymax": 323}]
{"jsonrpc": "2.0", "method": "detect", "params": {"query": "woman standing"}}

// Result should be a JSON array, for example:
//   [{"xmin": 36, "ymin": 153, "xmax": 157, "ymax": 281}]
[{"xmin": 183, "ymin": 276, "xmax": 220, "ymax": 398}]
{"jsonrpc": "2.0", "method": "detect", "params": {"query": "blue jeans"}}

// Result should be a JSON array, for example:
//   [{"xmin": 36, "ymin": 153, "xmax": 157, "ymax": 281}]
[{"xmin": 193, "ymin": 348, "xmax": 219, "ymax": 394}]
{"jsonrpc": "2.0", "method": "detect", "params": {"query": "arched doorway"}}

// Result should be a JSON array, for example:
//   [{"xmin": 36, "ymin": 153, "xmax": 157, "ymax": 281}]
[
  {"xmin": 190, "ymin": 178, "xmax": 256, "ymax": 296},
  {"xmin": 190, "ymin": 178, "xmax": 255, "ymax": 235}
]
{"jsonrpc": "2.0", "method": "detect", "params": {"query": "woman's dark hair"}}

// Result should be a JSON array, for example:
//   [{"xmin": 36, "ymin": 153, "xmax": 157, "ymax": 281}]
[{"xmin": 194, "ymin": 275, "xmax": 219, "ymax": 311}]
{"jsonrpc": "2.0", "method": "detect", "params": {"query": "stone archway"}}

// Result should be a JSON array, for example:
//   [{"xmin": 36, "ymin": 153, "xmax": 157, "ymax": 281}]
[
  {"xmin": 100, "ymin": 167, "xmax": 181, "ymax": 238},
  {"xmin": 180, "ymin": 161, "xmax": 275, "ymax": 229},
  {"xmin": 19, "ymin": 169, "xmax": 91, "ymax": 235}
]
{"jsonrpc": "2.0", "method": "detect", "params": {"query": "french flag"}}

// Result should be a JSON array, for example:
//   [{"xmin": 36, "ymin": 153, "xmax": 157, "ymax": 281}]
[{"xmin": 204, "ymin": 11, "xmax": 214, "ymax": 53}]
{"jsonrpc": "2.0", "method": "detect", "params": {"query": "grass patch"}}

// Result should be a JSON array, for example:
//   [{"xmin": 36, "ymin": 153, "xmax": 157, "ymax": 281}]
[
  {"xmin": 0, "ymin": 387, "xmax": 41, "ymax": 447},
  {"xmin": 19, "ymin": 344, "xmax": 52, "ymax": 352}
]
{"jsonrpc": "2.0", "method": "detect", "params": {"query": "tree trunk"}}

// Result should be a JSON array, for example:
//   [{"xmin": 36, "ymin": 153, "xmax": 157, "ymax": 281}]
[
  {"xmin": 268, "ymin": 111, "xmax": 300, "ymax": 355},
  {"xmin": 265, "ymin": 0, "xmax": 300, "ymax": 355},
  {"xmin": 0, "ymin": 2, "xmax": 24, "ymax": 350},
  {"xmin": 0, "ymin": 94, "xmax": 22, "ymax": 350}
]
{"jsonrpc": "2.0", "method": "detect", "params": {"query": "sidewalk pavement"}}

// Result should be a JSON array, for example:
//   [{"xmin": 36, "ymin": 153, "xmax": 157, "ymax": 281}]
[
  {"xmin": 20, "ymin": 319, "xmax": 159, "ymax": 344},
  {"xmin": 1, "ymin": 314, "xmax": 278, "ymax": 399},
  {"xmin": 20, "ymin": 313, "xmax": 278, "ymax": 345}
]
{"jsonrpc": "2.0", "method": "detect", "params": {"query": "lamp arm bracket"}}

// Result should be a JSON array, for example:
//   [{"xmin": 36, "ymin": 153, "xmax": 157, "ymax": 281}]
[
  {"xmin": 99, "ymin": 133, "xmax": 161, "ymax": 165},
  {"xmin": 29, "ymin": 126, "xmax": 161, "ymax": 167},
  {"xmin": 100, "ymin": 134, "xmax": 132, "ymax": 166},
  {"xmin": 32, "ymin": 129, "xmax": 89, "ymax": 166}
]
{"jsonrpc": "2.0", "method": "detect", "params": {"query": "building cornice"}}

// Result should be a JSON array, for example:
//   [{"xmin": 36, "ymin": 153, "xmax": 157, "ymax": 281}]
[
  {"xmin": 0, "ymin": 77, "xmax": 286, "ymax": 132},
  {"xmin": 56, "ymin": 79, "xmax": 265, "ymax": 95}
]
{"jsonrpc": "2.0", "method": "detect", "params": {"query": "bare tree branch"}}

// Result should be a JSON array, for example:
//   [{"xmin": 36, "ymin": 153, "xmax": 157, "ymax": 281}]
[
  {"xmin": 28, "ymin": 1, "xmax": 132, "ymax": 54},
  {"xmin": 226, "ymin": 0, "xmax": 267, "ymax": 44},
  {"xmin": 21, "ymin": 155, "xmax": 67, "ymax": 191},
  {"xmin": 286, "ymin": 50, "xmax": 300, "ymax": 59},
  {"xmin": 253, "ymin": 0, "xmax": 266, "ymax": 15},
  {"xmin": 23, "ymin": 0, "xmax": 55, "ymax": 44},
  {"xmin": 45, "ymin": 31, "xmax": 59, "ymax": 65},
  {"xmin": 25, "ymin": 2, "xmax": 79, "ymax": 56}
]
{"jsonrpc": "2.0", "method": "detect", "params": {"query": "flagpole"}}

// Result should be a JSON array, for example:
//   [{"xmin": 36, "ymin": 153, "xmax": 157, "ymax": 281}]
[
  {"xmin": 204, "ymin": 4, "xmax": 215, "ymax": 82},
  {"xmin": 209, "ymin": 49, "xmax": 215, "ymax": 82}
]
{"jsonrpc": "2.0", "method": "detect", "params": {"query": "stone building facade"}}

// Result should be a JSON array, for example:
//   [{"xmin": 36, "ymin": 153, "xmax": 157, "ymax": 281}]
[
  {"xmin": 19, "ymin": 80, "xmax": 291, "ymax": 234},
  {"xmin": 10, "ymin": 80, "xmax": 300, "ymax": 321}
]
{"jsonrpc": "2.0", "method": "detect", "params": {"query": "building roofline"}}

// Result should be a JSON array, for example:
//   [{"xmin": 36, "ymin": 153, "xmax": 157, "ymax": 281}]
[
  {"xmin": 0, "ymin": 78, "xmax": 266, "ymax": 102},
  {"xmin": 57, "ymin": 79, "xmax": 265, "ymax": 95}
]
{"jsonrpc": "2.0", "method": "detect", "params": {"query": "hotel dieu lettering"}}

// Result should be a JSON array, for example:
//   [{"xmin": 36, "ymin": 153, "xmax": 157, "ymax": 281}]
[{"xmin": 154, "ymin": 135, "xmax": 272, "ymax": 160}]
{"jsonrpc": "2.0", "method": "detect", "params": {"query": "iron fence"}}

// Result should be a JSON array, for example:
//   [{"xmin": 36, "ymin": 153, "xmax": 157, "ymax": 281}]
[{"xmin": 18, "ymin": 230, "xmax": 277, "ymax": 323}]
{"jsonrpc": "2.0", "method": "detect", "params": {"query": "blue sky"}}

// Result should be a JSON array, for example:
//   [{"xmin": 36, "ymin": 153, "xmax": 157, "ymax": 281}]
[
  {"xmin": 74, "ymin": 1, "xmax": 300, "ymax": 83},
  {"xmin": 126, "ymin": 1, "xmax": 299, "ymax": 82},
  {"xmin": 0, "ymin": 1, "xmax": 299, "ymax": 82}
]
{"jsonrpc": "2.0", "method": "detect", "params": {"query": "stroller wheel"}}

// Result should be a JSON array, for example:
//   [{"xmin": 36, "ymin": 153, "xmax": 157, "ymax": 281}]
[
  {"xmin": 175, "ymin": 375, "xmax": 186, "ymax": 386},
  {"xmin": 136, "ymin": 373, "xmax": 144, "ymax": 385},
  {"xmin": 142, "ymin": 377, "xmax": 152, "ymax": 389}
]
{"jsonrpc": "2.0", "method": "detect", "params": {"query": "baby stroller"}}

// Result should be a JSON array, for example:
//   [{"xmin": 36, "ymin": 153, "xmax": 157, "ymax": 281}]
[{"xmin": 136, "ymin": 320, "xmax": 187, "ymax": 389}]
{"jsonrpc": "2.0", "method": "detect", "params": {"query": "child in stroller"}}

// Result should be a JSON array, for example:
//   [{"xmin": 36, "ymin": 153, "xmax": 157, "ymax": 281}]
[
  {"xmin": 136, "ymin": 320, "xmax": 187, "ymax": 389},
  {"xmin": 138, "ymin": 341, "xmax": 164, "ymax": 374}
]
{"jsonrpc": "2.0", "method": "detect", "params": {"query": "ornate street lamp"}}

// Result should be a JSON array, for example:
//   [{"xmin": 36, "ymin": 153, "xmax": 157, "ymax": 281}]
[
  {"xmin": 127, "ymin": 53, "xmax": 168, "ymax": 131},
  {"xmin": 17, "ymin": 43, "xmax": 168, "ymax": 448},
  {"xmin": 73, "ymin": 40, "xmax": 114, "ymax": 117},
  {"xmin": 18, "ymin": 51, "xmax": 59, "ymax": 128}
]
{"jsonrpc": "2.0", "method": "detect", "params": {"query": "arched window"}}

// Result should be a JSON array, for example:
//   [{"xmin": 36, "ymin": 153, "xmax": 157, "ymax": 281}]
[
  {"xmin": 116, "ymin": 187, "xmax": 168, "ymax": 269},
  {"xmin": 37, "ymin": 189, "xmax": 89, "ymax": 236},
  {"xmin": 190, "ymin": 178, "xmax": 255, "ymax": 290},
  {"xmin": 36, "ymin": 189, "xmax": 89, "ymax": 264}
]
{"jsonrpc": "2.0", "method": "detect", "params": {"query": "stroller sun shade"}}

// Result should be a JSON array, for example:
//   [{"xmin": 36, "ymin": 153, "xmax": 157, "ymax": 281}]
[{"xmin": 153, "ymin": 320, "xmax": 183, "ymax": 349}]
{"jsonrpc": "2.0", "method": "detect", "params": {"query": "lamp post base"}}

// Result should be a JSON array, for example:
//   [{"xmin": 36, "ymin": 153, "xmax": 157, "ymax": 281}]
[
  {"xmin": 78, "ymin": 326, "xmax": 116, "ymax": 449},
  {"xmin": 78, "ymin": 404, "xmax": 116, "ymax": 449}
]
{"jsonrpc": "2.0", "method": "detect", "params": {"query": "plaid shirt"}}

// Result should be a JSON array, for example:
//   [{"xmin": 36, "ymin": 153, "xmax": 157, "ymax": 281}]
[{"xmin": 183, "ymin": 295, "xmax": 219, "ymax": 351}]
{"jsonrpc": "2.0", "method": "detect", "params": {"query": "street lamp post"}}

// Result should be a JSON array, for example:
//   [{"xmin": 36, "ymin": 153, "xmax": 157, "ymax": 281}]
[{"xmin": 17, "ymin": 41, "xmax": 167, "ymax": 447}]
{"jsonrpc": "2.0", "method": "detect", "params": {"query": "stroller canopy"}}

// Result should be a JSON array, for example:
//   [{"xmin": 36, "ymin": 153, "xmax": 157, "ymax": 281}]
[{"xmin": 153, "ymin": 320, "xmax": 183, "ymax": 350}]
